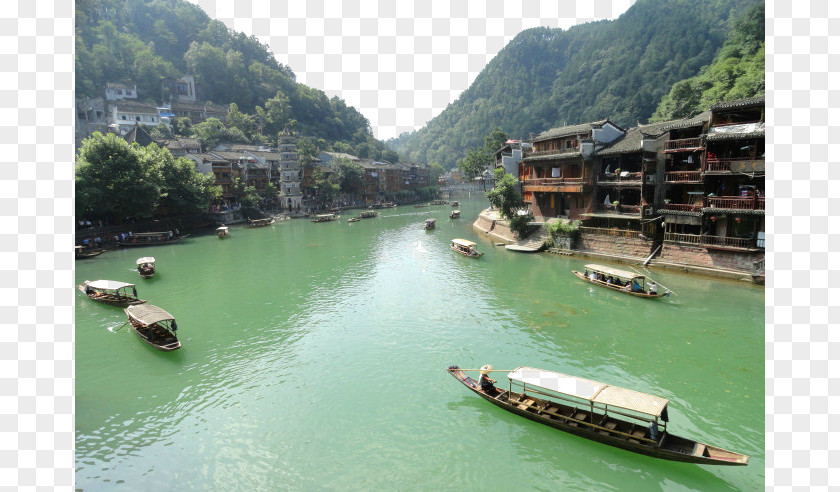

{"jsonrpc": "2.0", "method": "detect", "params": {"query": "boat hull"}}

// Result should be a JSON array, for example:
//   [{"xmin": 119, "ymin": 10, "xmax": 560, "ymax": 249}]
[
  {"xmin": 448, "ymin": 367, "xmax": 747, "ymax": 466},
  {"xmin": 78, "ymin": 284, "xmax": 146, "ymax": 307},
  {"xmin": 116, "ymin": 235, "xmax": 188, "ymax": 247},
  {"xmin": 128, "ymin": 318, "xmax": 181, "ymax": 351},
  {"xmin": 573, "ymin": 271, "xmax": 668, "ymax": 298},
  {"xmin": 450, "ymin": 244, "xmax": 482, "ymax": 258}
]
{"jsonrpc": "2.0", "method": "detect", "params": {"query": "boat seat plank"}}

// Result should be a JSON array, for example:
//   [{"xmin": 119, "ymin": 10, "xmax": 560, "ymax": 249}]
[{"xmin": 517, "ymin": 399, "xmax": 535, "ymax": 410}]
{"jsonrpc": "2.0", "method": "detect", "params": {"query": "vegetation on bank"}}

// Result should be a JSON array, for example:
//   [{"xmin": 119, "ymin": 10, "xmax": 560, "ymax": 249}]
[{"xmin": 486, "ymin": 168, "xmax": 533, "ymax": 238}]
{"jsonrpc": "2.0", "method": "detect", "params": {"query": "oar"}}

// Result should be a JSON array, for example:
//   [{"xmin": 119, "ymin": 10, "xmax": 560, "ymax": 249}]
[
  {"xmin": 452, "ymin": 368, "xmax": 516, "ymax": 373},
  {"xmin": 631, "ymin": 267, "xmax": 679, "ymax": 297},
  {"xmin": 110, "ymin": 320, "xmax": 130, "ymax": 332}
]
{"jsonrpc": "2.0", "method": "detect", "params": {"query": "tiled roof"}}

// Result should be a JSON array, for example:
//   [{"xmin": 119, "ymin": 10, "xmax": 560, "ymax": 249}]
[
  {"xmin": 642, "ymin": 111, "xmax": 710, "ymax": 133},
  {"xmin": 596, "ymin": 126, "xmax": 646, "ymax": 155},
  {"xmin": 110, "ymin": 100, "xmax": 158, "ymax": 113},
  {"xmin": 532, "ymin": 119, "xmax": 610, "ymax": 142},
  {"xmin": 710, "ymin": 96, "xmax": 765, "ymax": 110}
]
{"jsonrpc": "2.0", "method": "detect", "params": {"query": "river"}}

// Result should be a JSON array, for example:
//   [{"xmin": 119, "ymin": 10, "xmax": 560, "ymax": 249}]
[{"xmin": 75, "ymin": 194, "xmax": 764, "ymax": 491}]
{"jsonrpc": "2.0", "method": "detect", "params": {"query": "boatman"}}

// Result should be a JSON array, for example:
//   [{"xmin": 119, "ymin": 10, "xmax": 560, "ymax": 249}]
[
  {"xmin": 649, "ymin": 282, "xmax": 657, "ymax": 295},
  {"xmin": 479, "ymin": 365, "xmax": 499, "ymax": 396}
]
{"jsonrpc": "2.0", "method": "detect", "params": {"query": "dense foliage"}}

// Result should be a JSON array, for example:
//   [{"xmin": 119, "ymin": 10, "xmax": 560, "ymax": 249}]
[
  {"xmin": 388, "ymin": 0, "xmax": 762, "ymax": 169},
  {"xmin": 75, "ymin": 132, "xmax": 219, "ymax": 222},
  {"xmin": 486, "ymin": 168, "xmax": 533, "ymax": 238},
  {"xmin": 650, "ymin": 3, "xmax": 764, "ymax": 120},
  {"xmin": 75, "ymin": 0, "xmax": 391, "ymax": 157}
]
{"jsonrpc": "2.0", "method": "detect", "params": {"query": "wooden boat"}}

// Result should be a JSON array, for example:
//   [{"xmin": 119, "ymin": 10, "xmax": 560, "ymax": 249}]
[
  {"xmin": 431, "ymin": 199, "xmax": 449, "ymax": 205},
  {"xmin": 450, "ymin": 238, "xmax": 483, "ymax": 258},
  {"xmin": 116, "ymin": 231, "xmax": 188, "ymax": 247},
  {"xmin": 311, "ymin": 213, "xmax": 339, "ymax": 222},
  {"xmin": 347, "ymin": 217, "xmax": 360, "ymax": 223},
  {"xmin": 451, "ymin": 201, "xmax": 460, "ymax": 206},
  {"xmin": 359, "ymin": 211, "xmax": 379, "ymax": 218},
  {"xmin": 78, "ymin": 280, "xmax": 146, "ymax": 307},
  {"xmin": 75, "ymin": 245, "xmax": 102, "ymax": 259},
  {"xmin": 136, "ymin": 257, "xmax": 155, "ymax": 278},
  {"xmin": 216, "ymin": 225, "xmax": 229, "ymax": 238},
  {"xmin": 247, "ymin": 216, "xmax": 275, "ymax": 228},
  {"xmin": 424, "ymin": 218, "xmax": 436, "ymax": 230},
  {"xmin": 414, "ymin": 203, "xmax": 430, "ymax": 208},
  {"xmin": 573, "ymin": 264, "xmax": 669, "ymax": 298},
  {"xmin": 124, "ymin": 304, "xmax": 181, "ymax": 351},
  {"xmin": 448, "ymin": 365, "xmax": 749, "ymax": 466},
  {"xmin": 450, "ymin": 210, "xmax": 461, "ymax": 219}
]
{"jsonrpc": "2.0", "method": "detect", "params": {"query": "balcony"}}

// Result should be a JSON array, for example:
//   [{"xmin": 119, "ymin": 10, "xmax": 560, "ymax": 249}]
[
  {"xmin": 521, "ymin": 177, "xmax": 589, "ymax": 193},
  {"xmin": 705, "ymin": 158, "xmax": 765, "ymax": 174},
  {"xmin": 663, "ymin": 137, "xmax": 704, "ymax": 153},
  {"xmin": 597, "ymin": 172, "xmax": 643, "ymax": 186},
  {"xmin": 664, "ymin": 171, "xmax": 702, "ymax": 183},
  {"xmin": 591, "ymin": 203, "xmax": 641, "ymax": 216},
  {"xmin": 705, "ymin": 196, "xmax": 764, "ymax": 211},
  {"xmin": 580, "ymin": 226, "xmax": 640, "ymax": 239},
  {"xmin": 665, "ymin": 232, "xmax": 761, "ymax": 250},
  {"xmin": 663, "ymin": 203, "xmax": 702, "ymax": 213},
  {"xmin": 527, "ymin": 147, "xmax": 579, "ymax": 158}
]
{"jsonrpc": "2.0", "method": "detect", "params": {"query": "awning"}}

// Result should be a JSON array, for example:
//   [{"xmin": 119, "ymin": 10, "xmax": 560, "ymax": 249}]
[
  {"xmin": 584, "ymin": 264, "xmax": 644, "ymax": 280},
  {"xmin": 87, "ymin": 280, "xmax": 135, "ymax": 290},
  {"xmin": 507, "ymin": 367, "xmax": 669, "ymax": 418},
  {"xmin": 136, "ymin": 257, "xmax": 155, "ymax": 265},
  {"xmin": 125, "ymin": 304, "xmax": 174, "ymax": 324}
]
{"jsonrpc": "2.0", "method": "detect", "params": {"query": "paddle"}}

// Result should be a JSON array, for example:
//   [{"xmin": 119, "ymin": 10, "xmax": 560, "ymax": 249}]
[
  {"xmin": 110, "ymin": 320, "xmax": 130, "ymax": 332},
  {"xmin": 630, "ymin": 267, "xmax": 679, "ymax": 297}
]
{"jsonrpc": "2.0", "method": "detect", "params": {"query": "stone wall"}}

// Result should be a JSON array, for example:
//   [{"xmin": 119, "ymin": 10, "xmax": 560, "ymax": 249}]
[
  {"xmin": 472, "ymin": 213, "xmax": 517, "ymax": 243},
  {"xmin": 658, "ymin": 243, "xmax": 762, "ymax": 272},
  {"xmin": 577, "ymin": 233, "xmax": 654, "ymax": 260}
]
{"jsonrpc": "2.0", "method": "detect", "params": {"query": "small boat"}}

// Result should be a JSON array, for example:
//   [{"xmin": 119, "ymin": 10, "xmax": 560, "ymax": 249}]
[
  {"xmin": 382, "ymin": 202, "xmax": 396, "ymax": 208},
  {"xmin": 450, "ymin": 238, "xmax": 483, "ymax": 258},
  {"xmin": 311, "ymin": 213, "xmax": 339, "ymax": 223},
  {"xmin": 247, "ymin": 217, "xmax": 276, "ymax": 228},
  {"xmin": 136, "ymin": 257, "xmax": 156, "ymax": 278},
  {"xmin": 414, "ymin": 203, "xmax": 430, "ymax": 208},
  {"xmin": 448, "ymin": 365, "xmax": 749, "ymax": 466},
  {"xmin": 450, "ymin": 210, "xmax": 461, "ymax": 219},
  {"xmin": 573, "ymin": 264, "xmax": 669, "ymax": 298},
  {"xmin": 75, "ymin": 245, "xmax": 102, "ymax": 259},
  {"xmin": 424, "ymin": 218, "xmax": 436, "ymax": 230},
  {"xmin": 431, "ymin": 199, "xmax": 449, "ymax": 205},
  {"xmin": 78, "ymin": 280, "xmax": 146, "ymax": 307},
  {"xmin": 124, "ymin": 304, "xmax": 181, "ymax": 351},
  {"xmin": 359, "ymin": 211, "xmax": 379, "ymax": 219},
  {"xmin": 116, "ymin": 231, "xmax": 188, "ymax": 247},
  {"xmin": 451, "ymin": 201, "xmax": 460, "ymax": 206},
  {"xmin": 347, "ymin": 217, "xmax": 360, "ymax": 222},
  {"xmin": 216, "ymin": 225, "xmax": 229, "ymax": 238}
]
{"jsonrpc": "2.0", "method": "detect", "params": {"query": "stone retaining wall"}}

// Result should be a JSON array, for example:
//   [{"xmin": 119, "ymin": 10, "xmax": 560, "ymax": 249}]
[
  {"xmin": 658, "ymin": 243, "xmax": 762, "ymax": 272},
  {"xmin": 472, "ymin": 213, "xmax": 517, "ymax": 243},
  {"xmin": 578, "ymin": 233, "xmax": 654, "ymax": 259}
]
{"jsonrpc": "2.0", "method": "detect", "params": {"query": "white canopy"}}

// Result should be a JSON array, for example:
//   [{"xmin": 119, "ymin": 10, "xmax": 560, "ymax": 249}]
[
  {"xmin": 507, "ymin": 367, "xmax": 669, "ymax": 417},
  {"xmin": 87, "ymin": 279, "xmax": 135, "ymax": 290},
  {"xmin": 585, "ymin": 264, "xmax": 644, "ymax": 281},
  {"xmin": 452, "ymin": 238, "xmax": 477, "ymax": 247},
  {"xmin": 125, "ymin": 304, "xmax": 174, "ymax": 324},
  {"xmin": 136, "ymin": 257, "xmax": 155, "ymax": 265}
]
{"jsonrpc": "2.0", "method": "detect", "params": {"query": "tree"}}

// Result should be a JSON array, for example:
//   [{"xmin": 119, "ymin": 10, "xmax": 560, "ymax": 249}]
[
  {"xmin": 428, "ymin": 162, "xmax": 446, "ymax": 183},
  {"xmin": 142, "ymin": 144, "xmax": 218, "ymax": 216},
  {"xmin": 75, "ymin": 132, "xmax": 161, "ymax": 222},
  {"xmin": 484, "ymin": 127, "xmax": 509, "ymax": 153},
  {"xmin": 296, "ymin": 136, "xmax": 317, "ymax": 167},
  {"xmin": 486, "ymin": 167, "xmax": 533, "ymax": 237},
  {"xmin": 312, "ymin": 166, "xmax": 340, "ymax": 205},
  {"xmin": 458, "ymin": 147, "xmax": 493, "ymax": 181},
  {"xmin": 334, "ymin": 158, "xmax": 364, "ymax": 196}
]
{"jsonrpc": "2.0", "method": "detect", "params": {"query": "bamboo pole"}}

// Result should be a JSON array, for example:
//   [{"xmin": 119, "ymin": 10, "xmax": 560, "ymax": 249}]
[
  {"xmin": 630, "ymin": 267, "xmax": 679, "ymax": 297},
  {"xmin": 453, "ymin": 368, "xmax": 516, "ymax": 373}
]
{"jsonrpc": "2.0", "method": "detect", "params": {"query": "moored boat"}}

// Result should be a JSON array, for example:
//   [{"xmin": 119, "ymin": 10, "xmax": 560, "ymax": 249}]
[
  {"xmin": 451, "ymin": 201, "xmax": 459, "ymax": 206},
  {"xmin": 359, "ymin": 211, "xmax": 379, "ymax": 218},
  {"xmin": 216, "ymin": 225, "xmax": 229, "ymax": 238},
  {"xmin": 311, "ymin": 213, "xmax": 339, "ymax": 222},
  {"xmin": 116, "ymin": 231, "xmax": 187, "ymax": 247},
  {"xmin": 136, "ymin": 257, "xmax": 156, "ymax": 278},
  {"xmin": 414, "ymin": 203, "xmax": 430, "ymax": 208},
  {"xmin": 431, "ymin": 199, "xmax": 448, "ymax": 205},
  {"xmin": 424, "ymin": 218, "xmax": 436, "ymax": 230},
  {"xmin": 450, "ymin": 238, "xmax": 483, "ymax": 258},
  {"xmin": 78, "ymin": 280, "xmax": 146, "ymax": 307},
  {"xmin": 450, "ymin": 210, "xmax": 461, "ymax": 219},
  {"xmin": 448, "ymin": 365, "xmax": 749, "ymax": 466},
  {"xmin": 347, "ymin": 217, "xmax": 360, "ymax": 222},
  {"xmin": 247, "ymin": 216, "xmax": 276, "ymax": 228},
  {"xmin": 75, "ymin": 245, "xmax": 102, "ymax": 259},
  {"xmin": 573, "ymin": 264, "xmax": 669, "ymax": 298},
  {"xmin": 124, "ymin": 304, "xmax": 181, "ymax": 351}
]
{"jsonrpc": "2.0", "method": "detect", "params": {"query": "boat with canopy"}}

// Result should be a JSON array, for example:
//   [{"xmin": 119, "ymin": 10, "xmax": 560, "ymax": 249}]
[
  {"xmin": 311, "ymin": 213, "xmax": 339, "ymax": 222},
  {"xmin": 247, "ymin": 216, "xmax": 276, "ymax": 227},
  {"xmin": 78, "ymin": 280, "xmax": 146, "ymax": 307},
  {"xmin": 216, "ymin": 225, "xmax": 229, "ymax": 238},
  {"xmin": 573, "ymin": 263, "xmax": 669, "ymax": 298},
  {"xmin": 448, "ymin": 365, "xmax": 748, "ymax": 466},
  {"xmin": 450, "ymin": 238, "xmax": 483, "ymax": 258},
  {"xmin": 424, "ymin": 218, "xmax": 436, "ymax": 230},
  {"xmin": 135, "ymin": 257, "xmax": 155, "ymax": 278},
  {"xmin": 116, "ymin": 231, "xmax": 187, "ymax": 247},
  {"xmin": 124, "ymin": 304, "xmax": 181, "ymax": 351},
  {"xmin": 450, "ymin": 210, "xmax": 461, "ymax": 219}
]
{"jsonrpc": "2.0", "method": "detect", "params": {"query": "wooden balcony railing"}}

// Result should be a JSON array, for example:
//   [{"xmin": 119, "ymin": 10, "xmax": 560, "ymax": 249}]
[
  {"xmin": 598, "ymin": 172, "xmax": 643, "ymax": 183},
  {"xmin": 593, "ymin": 204, "xmax": 641, "ymax": 215},
  {"xmin": 705, "ymin": 158, "xmax": 765, "ymax": 173},
  {"xmin": 664, "ymin": 171, "xmax": 702, "ymax": 183},
  {"xmin": 706, "ymin": 196, "xmax": 763, "ymax": 210},
  {"xmin": 580, "ymin": 227, "xmax": 640, "ymax": 239},
  {"xmin": 663, "ymin": 137, "xmax": 703, "ymax": 152},
  {"xmin": 521, "ymin": 177, "xmax": 586, "ymax": 186},
  {"xmin": 664, "ymin": 203, "xmax": 702, "ymax": 212},
  {"xmin": 665, "ymin": 232, "xmax": 760, "ymax": 249},
  {"xmin": 526, "ymin": 147, "xmax": 580, "ymax": 157}
]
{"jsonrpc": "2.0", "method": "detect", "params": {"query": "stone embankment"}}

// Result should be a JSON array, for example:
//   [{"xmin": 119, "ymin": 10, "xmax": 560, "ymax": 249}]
[{"xmin": 472, "ymin": 210, "xmax": 762, "ymax": 282}]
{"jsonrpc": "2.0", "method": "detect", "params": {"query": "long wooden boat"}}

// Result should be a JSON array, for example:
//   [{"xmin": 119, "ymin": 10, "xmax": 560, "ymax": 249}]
[
  {"xmin": 450, "ymin": 210, "xmax": 461, "ymax": 219},
  {"xmin": 75, "ymin": 245, "xmax": 102, "ymax": 259},
  {"xmin": 78, "ymin": 280, "xmax": 146, "ymax": 307},
  {"xmin": 347, "ymin": 217, "xmax": 360, "ymax": 222},
  {"xmin": 573, "ymin": 264, "xmax": 669, "ymax": 298},
  {"xmin": 124, "ymin": 304, "xmax": 181, "ymax": 351},
  {"xmin": 450, "ymin": 238, "xmax": 483, "ymax": 258},
  {"xmin": 247, "ymin": 216, "xmax": 276, "ymax": 228},
  {"xmin": 136, "ymin": 257, "xmax": 156, "ymax": 279},
  {"xmin": 311, "ymin": 213, "xmax": 339, "ymax": 222},
  {"xmin": 431, "ymin": 199, "xmax": 449, "ymax": 205},
  {"xmin": 116, "ymin": 231, "xmax": 188, "ymax": 247},
  {"xmin": 448, "ymin": 365, "xmax": 748, "ymax": 466},
  {"xmin": 359, "ymin": 211, "xmax": 379, "ymax": 218}
]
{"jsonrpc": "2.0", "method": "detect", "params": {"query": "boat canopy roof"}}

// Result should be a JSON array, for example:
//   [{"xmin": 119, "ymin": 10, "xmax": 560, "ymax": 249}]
[
  {"xmin": 125, "ymin": 304, "xmax": 174, "ymax": 324},
  {"xmin": 87, "ymin": 279, "xmax": 135, "ymax": 290},
  {"xmin": 425, "ymin": 218, "xmax": 436, "ymax": 222},
  {"xmin": 585, "ymin": 264, "xmax": 644, "ymax": 281},
  {"xmin": 136, "ymin": 257, "xmax": 155, "ymax": 265},
  {"xmin": 508, "ymin": 367, "xmax": 669, "ymax": 418},
  {"xmin": 315, "ymin": 214, "xmax": 335, "ymax": 218},
  {"xmin": 216, "ymin": 226, "xmax": 229, "ymax": 231},
  {"xmin": 133, "ymin": 231, "xmax": 169, "ymax": 237},
  {"xmin": 452, "ymin": 238, "xmax": 476, "ymax": 247}
]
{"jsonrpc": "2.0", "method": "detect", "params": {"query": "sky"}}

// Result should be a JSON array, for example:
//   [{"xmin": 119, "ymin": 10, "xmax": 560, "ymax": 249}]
[{"xmin": 185, "ymin": 0, "xmax": 636, "ymax": 141}]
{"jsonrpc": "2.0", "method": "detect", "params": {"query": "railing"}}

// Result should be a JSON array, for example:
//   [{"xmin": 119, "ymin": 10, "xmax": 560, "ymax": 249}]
[
  {"xmin": 705, "ymin": 157, "xmax": 765, "ymax": 173},
  {"xmin": 521, "ymin": 177, "xmax": 585, "ymax": 186},
  {"xmin": 664, "ymin": 171, "xmax": 702, "ymax": 183},
  {"xmin": 706, "ymin": 196, "xmax": 762, "ymax": 210},
  {"xmin": 593, "ymin": 204, "xmax": 641, "ymax": 215},
  {"xmin": 665, "ymin": 233, "xmax": 759, "ymax": 249},
  {"xmin": 598, "ymin": 172, "xmax": 642, "ymax": 183},
  {"xmin": 526, "ymin": 147, "xmax": 580, "ymax": 157},
  {"xmin": 663, "ymin": 138, "xmax": 703, "ymax": 152},
  {"xmin": 580, "ymin": 227, "xmax": 640, "ymax": 239},
  {"xmin": 663, "ymin": 203, "xmax": 702, "ymax": 212}
]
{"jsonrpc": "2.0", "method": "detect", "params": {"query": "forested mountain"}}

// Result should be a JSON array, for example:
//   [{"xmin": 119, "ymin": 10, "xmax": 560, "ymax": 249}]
[
  {"xmin": 387, "ymin": 0, "xmax": 763, "ymax": 169},
  {"xmin": 75, "ymin": 0, "xmax": 378, "ymax": 152}
]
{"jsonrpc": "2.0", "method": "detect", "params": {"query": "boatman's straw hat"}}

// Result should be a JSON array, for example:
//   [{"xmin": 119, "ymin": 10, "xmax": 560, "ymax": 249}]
[{"xmin": 480, "ymin": 364, "xmax": 493, "ymax": 375}]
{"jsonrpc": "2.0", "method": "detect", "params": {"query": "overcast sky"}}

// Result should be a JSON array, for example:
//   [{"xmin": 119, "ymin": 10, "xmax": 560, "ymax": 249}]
[{"xmin": 185, "ymin": 0, "xmax": 635, "ymax": 141}]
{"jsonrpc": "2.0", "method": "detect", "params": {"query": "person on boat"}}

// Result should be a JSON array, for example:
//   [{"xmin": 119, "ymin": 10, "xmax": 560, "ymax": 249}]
[
  {"xmin": 479, "ymin": 365, "xmax": 499, "ymax": 396},
  {"xmin": 649, "ymin": 282, "xmax": 658, "ymax": 295},
  {"xmin": 630, "ymin": 280, "xmax": 643, "ymax": 293},
  {"xmin": 589, "ymin": 271, "xmax": 597, "ymax": 281}
]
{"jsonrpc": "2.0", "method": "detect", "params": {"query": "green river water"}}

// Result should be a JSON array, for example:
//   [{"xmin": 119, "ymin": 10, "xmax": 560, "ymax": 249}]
[{"xmin": 75, "ymin": 194, "xmax": 764, "ymax": 491}]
